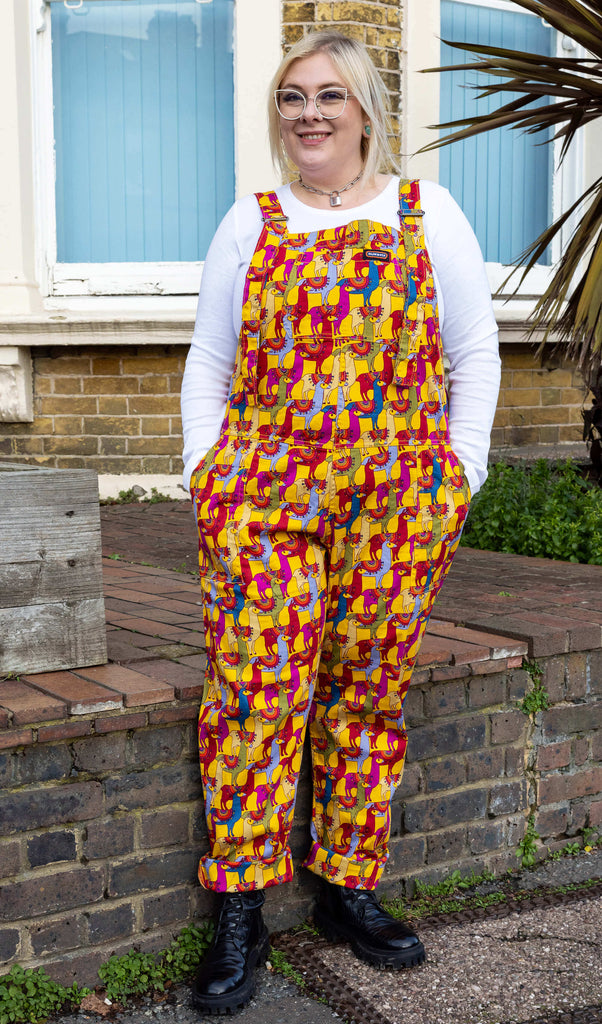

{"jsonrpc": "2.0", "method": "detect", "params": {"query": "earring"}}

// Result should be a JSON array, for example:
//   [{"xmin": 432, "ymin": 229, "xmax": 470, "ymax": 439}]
[{"xmin": 365, "ymin": 124, "xmax": 371, "ymax": 136}]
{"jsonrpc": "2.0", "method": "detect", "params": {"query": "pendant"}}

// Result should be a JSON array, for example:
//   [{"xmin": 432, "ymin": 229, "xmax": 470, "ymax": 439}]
[{"xmin": 329, "ymin": 191, "xmax": 342, "ymax": 207}]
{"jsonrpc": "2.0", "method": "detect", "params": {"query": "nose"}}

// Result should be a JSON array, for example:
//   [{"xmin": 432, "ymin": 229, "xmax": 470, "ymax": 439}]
[{"xmin": 301, "ymin": 96, "xmax": 323, "ymax": 120}]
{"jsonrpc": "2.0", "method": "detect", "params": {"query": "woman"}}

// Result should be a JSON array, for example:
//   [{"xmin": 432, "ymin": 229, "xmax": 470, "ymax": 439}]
[{"xmin": 181, "ymin": 30, "xmax": 500, "ymax": 1015}]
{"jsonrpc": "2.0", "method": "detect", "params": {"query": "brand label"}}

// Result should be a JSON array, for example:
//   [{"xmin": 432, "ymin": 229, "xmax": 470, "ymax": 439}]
[{"xmin": 363, "ymin": 249, "xmax": 390, "ymax": 262}]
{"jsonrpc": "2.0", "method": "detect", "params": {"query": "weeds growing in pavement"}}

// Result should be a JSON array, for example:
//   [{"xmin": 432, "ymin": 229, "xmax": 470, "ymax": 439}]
[
  {"xmin": 98, "ymin": 922, "xmax": 214, "ymax": 1001},
  {"xmin": 517, "ymin": 813, "xmax": 541, "ymax": 868},
  {"xmin": 267, "ymin": 948, "xmax": 306, "ymax": 989},
  {"xmin": 0, "ymin": 965, "xmax": 89, "ymax": 1024},
  {"xmin": 460, "ymin": 459, "xmax": 602, "ymax": 564},
  {"xmin": 100, "ymin": 487, "xmax": 172, "ymax": 506}
]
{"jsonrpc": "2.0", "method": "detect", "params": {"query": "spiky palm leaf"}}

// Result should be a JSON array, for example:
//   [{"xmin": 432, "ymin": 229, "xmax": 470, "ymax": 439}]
[{"xmin": 420, "ymin": 0, "xmax": 602, "ymax": 379}]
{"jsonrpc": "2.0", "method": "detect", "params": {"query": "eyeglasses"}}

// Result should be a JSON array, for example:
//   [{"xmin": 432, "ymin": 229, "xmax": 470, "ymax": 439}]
[{"xmin": 274, "ymin": 87, "xmax": 352, "ymax": 120}]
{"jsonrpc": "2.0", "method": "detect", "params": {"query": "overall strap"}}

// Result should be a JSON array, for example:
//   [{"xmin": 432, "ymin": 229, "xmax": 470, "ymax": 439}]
[
  {"xmin": 393, "ymin": 178, "xmax": 436, "ymax": 383},
  {"xmin": 255, "ymin": 191, "xmax": 289, "ymax": 231},
  {"xmin": 238, "ymin": 193, "xmax": 289, "ymax": 402},
  {"xmin": 398, "ymin": 178, "xmax": 425, "ymax": 220}
]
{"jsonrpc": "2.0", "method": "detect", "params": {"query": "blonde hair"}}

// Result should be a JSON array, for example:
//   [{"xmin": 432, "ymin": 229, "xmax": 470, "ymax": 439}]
[{"xmin": 268, "ymin": 31, "xmax": 398, "ymax": 184}]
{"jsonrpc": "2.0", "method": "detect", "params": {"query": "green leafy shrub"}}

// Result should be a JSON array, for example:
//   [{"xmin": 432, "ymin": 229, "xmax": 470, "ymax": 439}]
[
  {"xmin": 98, "ymin": 951, "xmax": 165, "ymax": 1002},
  {"xmin": 98, "ymin": 923, "xmax": 215, "ymax": 1001},
  {"xmin": 461, "ymin": 459, "xmax": 602, "ymax": 565},
  {"xmin": 159, "ymin": 922, "xmax": 214, "ymax": 983},
  {"xmin": 0, "ymin": 965, "xmax": 87, "ymax": 1024}
]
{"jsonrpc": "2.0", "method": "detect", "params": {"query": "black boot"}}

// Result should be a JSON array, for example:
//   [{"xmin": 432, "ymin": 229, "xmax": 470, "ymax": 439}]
[
  {"xmin": 314, "ymin": 880, "xmax": 425, "ymax": 969},
  {"xmin": 191, "ymin": 891, "xmax": 269, "ymax": 1014}
]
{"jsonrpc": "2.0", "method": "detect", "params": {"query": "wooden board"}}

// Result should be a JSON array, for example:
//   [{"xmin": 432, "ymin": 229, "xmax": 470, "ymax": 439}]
[{"xmin": 0, "ymin": 465, "xmax": 107, "ymax": 674}]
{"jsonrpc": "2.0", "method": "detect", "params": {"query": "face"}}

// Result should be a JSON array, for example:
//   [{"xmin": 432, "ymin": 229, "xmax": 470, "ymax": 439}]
[{"xmin": 277, "ymin": 51, "xmax": 366, "ymax": 184}]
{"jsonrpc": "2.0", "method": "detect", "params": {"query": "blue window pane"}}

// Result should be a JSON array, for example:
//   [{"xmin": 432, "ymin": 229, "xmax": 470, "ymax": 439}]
[
  {"xmin": 440, "ymin": 1, "xmax": 553, "ymax": 265},
  {"xmin": 52, "ymin": 0, "xmax": 234, "ymax": 262}
]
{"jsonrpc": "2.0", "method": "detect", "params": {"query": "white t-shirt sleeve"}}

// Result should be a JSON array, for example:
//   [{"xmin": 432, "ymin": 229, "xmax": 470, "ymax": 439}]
[
  {"xmin": 421, "ymin": 181, "xmax": 501, "ymax": 497},
  {"xmin": 181, "ymin": 203, "xmax": 246, "ymax": 490}
]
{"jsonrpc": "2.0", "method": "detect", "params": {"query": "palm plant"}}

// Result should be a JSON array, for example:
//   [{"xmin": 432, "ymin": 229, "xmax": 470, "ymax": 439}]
[{"xmin": 420, "ymin": 0, "xmax": 602, "ymax": 471}]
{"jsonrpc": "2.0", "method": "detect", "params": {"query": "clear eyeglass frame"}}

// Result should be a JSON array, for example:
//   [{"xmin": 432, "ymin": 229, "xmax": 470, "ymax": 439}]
[{"xmin": 274, "ymin": 87, "xmax": 352, "ymax": 120}]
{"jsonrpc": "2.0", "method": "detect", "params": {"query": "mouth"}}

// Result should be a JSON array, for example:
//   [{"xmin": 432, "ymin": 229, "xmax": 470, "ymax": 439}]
[{"xmin": 296, "ymin": 131, "xmax": 331, "ymax": 141}]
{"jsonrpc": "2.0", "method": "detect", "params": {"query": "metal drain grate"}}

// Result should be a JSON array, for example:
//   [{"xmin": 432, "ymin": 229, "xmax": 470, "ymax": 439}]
[{"xmin": 270, "ymin": 881, "xmax": 602, "ymax": 1024}]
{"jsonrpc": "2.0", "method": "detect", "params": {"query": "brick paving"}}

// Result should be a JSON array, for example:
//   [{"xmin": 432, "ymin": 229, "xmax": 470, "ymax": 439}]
[{"xmin": 2, "ymin": 499, "xmax": 602, "ymax": 729}]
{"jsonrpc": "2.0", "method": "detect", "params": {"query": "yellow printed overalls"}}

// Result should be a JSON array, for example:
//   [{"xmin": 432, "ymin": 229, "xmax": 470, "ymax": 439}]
[{"xmin": 191, "ymin": 179, "xmax": 470, "ymax": 893}]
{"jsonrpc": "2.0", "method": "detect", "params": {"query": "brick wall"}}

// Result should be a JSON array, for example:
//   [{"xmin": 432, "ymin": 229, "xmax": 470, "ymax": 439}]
[
  {"xmin": 0, "ymin": 346, "xmax": 186, "ymax": 476},
  {"xmin": 282, "ymin": 1, "xmax": 402, "ymax": 160},
  {"xmin": 0, "ymin": 341, "xmax": 587, "ymax": 476},
  {"xmin": 492, "ymin": 344, "xmax": 587, "ymax": 450},
  {"xmin": 1, "ymin": 651, "xmax": 600, "ymax": 986}
]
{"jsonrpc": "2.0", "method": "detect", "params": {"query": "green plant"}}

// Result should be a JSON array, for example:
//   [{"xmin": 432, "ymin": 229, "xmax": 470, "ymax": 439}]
[
  {"xmin": 159, "ymin": 922, "xmax": 214, "ymax": 983},
  {"xmin": 98, "ymin": 951, "xmax": 165, "ymax": 1002},
  {"xmin": 100, "ymin": 486, "xmax": 173, "ymax": 506},
  {"xmin": 0, "ymin": 965, "xmax": 88, "ymax": 1024},
  {"xmin": 517, "ymin": 813, "xmax": 541, "ymax": 868},
  {"xmin": 519, "ymin": 659, "xmax": 550, "ymax": 715},
  {"xmin": 461, "ymin": 460, "xmax": 602, "ymax": 565},
  {"xmin": 267, "ymin": 948, "xmax": 306, "ymax": 989},
  {"xmin": 147, "ymin": 487, "xmax": 172, "ymax": 504}
]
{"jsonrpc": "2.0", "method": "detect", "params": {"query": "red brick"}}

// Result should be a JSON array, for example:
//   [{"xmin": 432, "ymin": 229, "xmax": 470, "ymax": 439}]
[
  {"xmin": 132, "ymin": 659, "xmax": 204, "ymax": 700},
  {"xmin": 507, "ymin": 656, "xmax": 524, "ymax": 668},
  {"xmin": 0, "ymin": 840, "xmax": 21, "ymax": 878},
  {"xmin": 573, "ymin": 737, "xmax": 590, "ymax": 765},
  {"xmin": 535, "ymin": 806, "xmax": 569, "ymax": 838},
  {"xmin": 148, "ymin": 705, "xmax": 199, "ymax": 725},
  {"xmin": 423, "ymin": 682, "xmax": 466, "ymax": 717},
  {"xmin": 589, "ymin": 800, "xmax": 602, "ymax": 826},
  {"xmin": 140, "ymin": 809, "xmax": 190, "ymax": 849},
  {"xmin": 471, "ymin": 659, "xmax": 509, "ymax": 676},
  {"xmin": 536, "ymin": 740, "xmax": 571, "ymax": 771},
  {"xmin": 0, "ymin": 710, "xmax": 8, "ymax": 729},
  {"xmin": 538, "ymin": 766, "xmax": 602, "ymax": 805},
  {"xmin": 429, "ymin": 664, "xmax": 466, "ymax": 682},
  {"xmin": 416, "ymin": 635, "xmax": 454, "ymax": 667},
  {"xmin": 74, "ymin": 665, "xmax": 174, "ymax": 706},
  {"xmin": 94, "ymin": 712, "xmax": 147, "ymax": 734},
  {"xmin": 38, "ymin": 721, "xmax": 93, "ymax": 743},
  {"xmin": 542, "ymin": 656, "xmax": 566, "ymax": 702},
  {"xmin": 23, "ymin": 672, "xmax": 122, "ymax": 715},
  {"xmin": 427, "ymin": 620, "xmax": 527, "ymax": 659},
  {"xmin": 565, "ymin": 652, "xmax": 587, "ymax": 699},
  {"xmin": 0, "ymin": 729, "xmax": 33, "ymax": 750},
  {"xmin": 0, "ymin": 681, "xmax": 66, "ymax": 726},
  {"xmin": 490, "ymin": 711, "xmax": 527, "ymax": 745},
  {"xmin": 505, "ymin": 746, "xmax": 526, "ymax": 777}
]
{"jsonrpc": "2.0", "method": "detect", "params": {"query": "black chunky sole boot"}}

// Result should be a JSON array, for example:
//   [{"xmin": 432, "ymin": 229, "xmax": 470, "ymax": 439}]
[
  {"xmin": 314, "ymin": 882, "xmax": 426, "ymax": 970},
  {"xmin": 191, "ymin": 891, "xmax": 270, "ymax": 1015}
]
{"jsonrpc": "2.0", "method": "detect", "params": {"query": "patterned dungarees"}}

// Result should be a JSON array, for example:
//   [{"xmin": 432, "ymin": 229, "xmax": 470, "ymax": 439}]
[{"xmin": 191, "ymin": 178, "xmax": 471, "ymax": 893}]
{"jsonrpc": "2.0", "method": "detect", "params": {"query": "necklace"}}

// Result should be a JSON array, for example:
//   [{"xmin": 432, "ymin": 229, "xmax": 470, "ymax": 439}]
[{"xmin": 297, "ymin": 170, "xmax": 363, "ymax": 207}]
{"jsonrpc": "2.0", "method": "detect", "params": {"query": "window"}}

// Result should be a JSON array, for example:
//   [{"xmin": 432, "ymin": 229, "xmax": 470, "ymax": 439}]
[
  {"xmin": 439, "ymin": 0, "xmax": 553, "ymax": 266},
  {"xmin": 52, "ymin": 0, "xmax": 234, "ymax": 264},
  {"xmin": 33, "ymin": 0, "xmax": 281, "ymax": 300},
  {"xmin": 403, "ymin": 0, "xmax": 583, "ymax": 297}
]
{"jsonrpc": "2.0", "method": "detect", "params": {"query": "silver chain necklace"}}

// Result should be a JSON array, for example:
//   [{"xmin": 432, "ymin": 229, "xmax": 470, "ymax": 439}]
[{"xmin": 297, "ymin": 170, "xmax": 363, "ymax": 207}]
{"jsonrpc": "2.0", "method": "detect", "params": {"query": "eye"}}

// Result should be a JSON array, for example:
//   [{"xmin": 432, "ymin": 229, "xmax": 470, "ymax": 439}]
[
  {"xmin": 280, "ymin": 91, "xmax": 304, "ymax": 104},
  {"xmin": 318, "ymin": 89, "xmax": 346, "ymax": 103}
]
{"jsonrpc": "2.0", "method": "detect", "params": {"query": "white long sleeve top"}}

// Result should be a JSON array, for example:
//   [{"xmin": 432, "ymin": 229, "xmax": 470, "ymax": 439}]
[{"xmin": 181, "ymin": 177, "xmax": 501, "ymax": 497}]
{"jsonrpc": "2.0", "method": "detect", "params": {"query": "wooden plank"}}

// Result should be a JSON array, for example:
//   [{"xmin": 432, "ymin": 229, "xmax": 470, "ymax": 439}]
[
  {"xmin": 0, "ymin": 599, "xmax": 107, "ymax": 676},
  {"xmin": 0, "ymin": 466, "xmax": 107, "ymax": 675}
]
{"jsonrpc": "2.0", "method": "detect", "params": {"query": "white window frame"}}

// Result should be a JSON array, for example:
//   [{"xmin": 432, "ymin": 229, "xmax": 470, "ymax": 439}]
[
  {"xmin": 402, "ymin": 0, "xmax": 584, "ymax": 302},
  {"xmin": 30, "ymin": 0, "xmax": 281, "ymax": 304}
]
